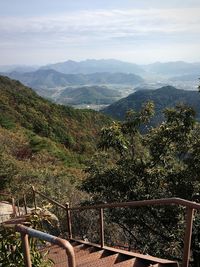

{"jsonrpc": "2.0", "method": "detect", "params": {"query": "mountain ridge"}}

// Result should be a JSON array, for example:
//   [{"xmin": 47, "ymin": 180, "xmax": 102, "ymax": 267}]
[
  {"xmin": 102, "ymin": 85, "xmax": 200, "ymax": 125},
  {"xmin": 40, "ymin": 59, "xmax": 145, "ymax": 75},
  {"xmin": 4, "ymin": 69, "xmax": 144, "ymax": 90},
  {"xmin": 1, "ymin": 59, "xmax": 200, "ymax": 76}
]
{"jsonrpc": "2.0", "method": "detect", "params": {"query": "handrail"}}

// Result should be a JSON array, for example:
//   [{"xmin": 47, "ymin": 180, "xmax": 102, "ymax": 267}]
[
  {"xmin": 29, "ymin": 187, "xmax": 199, "ymax": 267},
  {"xmin": 15, "ymin": 224, "xmax": 76, "ymax": 267},
  {"xmin": 69, "ymin": 197, "xmax": 200, "ymax": 211},
  {"xmin": 32, "ymin": 186, "xmax": 65, "ymax": 209},
  {"xmin": 31, "ymin": 186, "xmax": 71, "ymax": 239},
  {"xmin": 68, "ymin": 197, "xmax": 200, "ymax": 267}
]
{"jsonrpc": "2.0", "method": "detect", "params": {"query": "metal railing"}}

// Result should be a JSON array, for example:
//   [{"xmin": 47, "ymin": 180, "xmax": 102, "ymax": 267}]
[
  {"xmin": 69, "ymin": 198, "xmax": 200, "ymax": 267},
  {"xmin": 30, "ymin": 186, "xmax": 70, "ymax": 236},
  {"xmin": 30, "ymin": 187, "xmax": 200, "ymax": 267},
  {"xmin": 15, "ymin": 224, "xmax": 76, "ymax": 267}
]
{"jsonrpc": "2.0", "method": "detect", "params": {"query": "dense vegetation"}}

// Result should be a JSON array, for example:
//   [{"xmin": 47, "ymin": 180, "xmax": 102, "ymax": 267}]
[
  {"xmin": 1, "ymin": 74, "xmax": 200, "ymax": 266},
  {"xmin": 0, "ymin": 212, "xmax": 54, "ymax": 267},
  {"xmin": 102, "ymin": 86, "xmax": 200, "ymax": 125},
  {"xmin": 82, "ymin": 101, "xmax": 200, "ymax": 266},
  {"xmin": 0, "ymin": 75, "xmax": 110, "ymax": 151},
  {"xmin": 57, "ymin": 85, "xmax": 122, "ymax": 105},
  {"xmin": 0, "ymin": 75, "xmax": 110, "ymax": 198}
]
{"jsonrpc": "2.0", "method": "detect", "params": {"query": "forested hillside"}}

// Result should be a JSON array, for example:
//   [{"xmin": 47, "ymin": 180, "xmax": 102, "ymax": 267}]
[
  {"xmin": 0, "ymin": 75, "xmax": 110, "ymax": 199},
  {"xmin": 57, "ymin": 85, "xmax": 122, "ymax": 105},
  {"xmin": 1, "ymin": 75, "xmax": 200, "ymax": 265},
  {"xmin": 102, "ymin": 86, "xmax": 200, "ymax": 125},
  {"xmin": 0, "ymin": 76, "xmax": 111, "ymax": 149}
]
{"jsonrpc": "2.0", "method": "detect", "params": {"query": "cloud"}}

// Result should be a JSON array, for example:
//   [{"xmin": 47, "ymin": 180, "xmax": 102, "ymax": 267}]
[
  {"xmin": 1, "ymin": 8, "xmax": 200, "ymax": 42},
  {"xmin": 1, "ymin": 7, "xmax": 200, "ymax": 64}
]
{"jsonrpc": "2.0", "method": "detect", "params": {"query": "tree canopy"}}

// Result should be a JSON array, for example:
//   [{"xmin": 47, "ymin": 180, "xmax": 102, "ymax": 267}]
[{"xmin": 82, "ymin": 102, "xmax": 200, "ymax": 265}]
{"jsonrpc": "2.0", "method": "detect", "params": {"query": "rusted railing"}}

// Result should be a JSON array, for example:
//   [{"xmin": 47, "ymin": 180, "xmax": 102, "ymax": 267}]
[
  {"xmin": 15, "ymin": 224, "xmax": 76, "ymax": 267},
  {"xmin": 30, "ymin": 186, "xmax": 200, "ymax": 267},
  {"xmin": 31, "ymin": 186, "xmax": 70, "ymax": 237},
  {"xmin": 69, "ymin": 198, "xmax": 200, "ymax": 267},
  {"xmin": 31, "ymin": 186, "xmax": 65, "ymax": 209}
]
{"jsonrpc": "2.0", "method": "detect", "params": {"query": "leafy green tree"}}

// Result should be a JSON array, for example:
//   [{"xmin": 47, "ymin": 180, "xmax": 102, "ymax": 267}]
[
  {"xmin": 0, "ymin": 213, "xmax": 53, "ymax": 267},
  {"xmin": 82, "ymin": 102, "xmax": 200, "ymax": 265}
]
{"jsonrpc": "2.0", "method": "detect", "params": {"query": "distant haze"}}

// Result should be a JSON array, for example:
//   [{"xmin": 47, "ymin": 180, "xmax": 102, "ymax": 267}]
[{"xmin": 1, "ymin": 0, "xmax": 200, "ymax": 65}]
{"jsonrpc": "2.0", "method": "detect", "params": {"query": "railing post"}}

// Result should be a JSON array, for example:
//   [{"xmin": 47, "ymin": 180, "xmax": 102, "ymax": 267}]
[
  {"xmin": 23, "ymin": 194, "xmax": 27, "ymax": 214},
  {"xmin": 99, "ymin": 208, "xmax": 104, "ymax": 248},
  {"xmin": 11, "ymin": 197, "xmax": 16, "ymax": 217},
  {"xmin": 17, "ymin": 199, "xmax": 21, "ymax": 216},
  {"xmin": 16, "ymin": 224, "xmax": 75, "ymax": 267},
  {"xmin": 31, "ymin": 186, "xmax": 37, "ymax": 211},
  {"xmin": 21, "ymin": 232, "xmax": 32, "ymax": 267},
  {"xmin": 66, "ymin": 203, "xmax": 72, "ymax": 239},
  {"xmin": 182, "ymin": 207, "xmax": 194, "ymax": 267}
]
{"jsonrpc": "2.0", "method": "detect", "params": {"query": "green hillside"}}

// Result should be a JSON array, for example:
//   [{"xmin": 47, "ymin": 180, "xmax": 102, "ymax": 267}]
[
  {"xmin": 57, "ymin": 85, "xmax": 122, "ymax": 105},
  {"xmin": 102, "ymin": 86, "xmax": 200, "ymax": 125},
  {"xmin": 0, "ymin": 75, "xmax": 110, "ymax": 196},
  {"xmin": 0, "ymin": 75, "xmax": 111, "ymax": 149}
]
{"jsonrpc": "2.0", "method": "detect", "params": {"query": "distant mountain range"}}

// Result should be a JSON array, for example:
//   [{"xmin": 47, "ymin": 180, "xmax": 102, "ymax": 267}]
[
  {"xmin": 4, "ymin": 69, "xmax": 144, "ymax": 90},
  {"xmin": 0, "ymin": 65, "xmax": 38, "ymax": 73},
  {"xmin": 1, "ymin": 59, "xmax": 199, "ymax": 109},
  {"xmin": 3, "ymin": 69, "xmax": 143, "ymax": 106},
  {"xmin": 102, "ymin": 86, "xmax": 200, "ymax": 125},
  {"xmin": 40, "ymin": 59, "xmax": 145, "ymax": 75},
  {"xmin": 143, "ymin": 61, "xmax": 200, "ymax": 76},
  {"xmin": 1, "ymin": 59, "xmax": 200, "ymax": 77},
  {"xmin": 41, "ymin": 59, "xmax": 200, "ymax": 77}
]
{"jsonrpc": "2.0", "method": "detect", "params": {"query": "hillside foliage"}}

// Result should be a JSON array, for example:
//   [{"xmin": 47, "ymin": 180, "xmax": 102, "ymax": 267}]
[
  {"xmin": 0, "ymin": 75, "xmax": 110, "ymax": 200},
  {"xmin": 57, "ymin": 85, "xmax": 121, "ymax": 105},
  {"xmin": 102, "ymin": 86, "xmax": 200, "ymax": 126},
  {"xmin": 1, "ymin": 75, "xmax": 200, "ymax": 266},
  {"xmin": 82, "ymin": 102, "xmax": 200, "ymax": 266}
]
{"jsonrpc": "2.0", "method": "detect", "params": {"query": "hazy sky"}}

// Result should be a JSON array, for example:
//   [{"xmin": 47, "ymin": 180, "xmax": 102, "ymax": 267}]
[{"xmin": 1, "ymin": 0, "xmax": 200, "ymax": 65}]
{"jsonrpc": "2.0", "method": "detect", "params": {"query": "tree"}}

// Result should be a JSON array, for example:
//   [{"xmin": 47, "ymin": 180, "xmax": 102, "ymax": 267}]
[{"xmin": 82, "ymin": 102, "xmax": 200, "ymax": 265}]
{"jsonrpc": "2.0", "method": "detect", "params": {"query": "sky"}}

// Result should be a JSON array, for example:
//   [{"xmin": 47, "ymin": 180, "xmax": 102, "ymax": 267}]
[{"xmin": 1, "ymin": 0, "xmax": 200, "ymax": 66}]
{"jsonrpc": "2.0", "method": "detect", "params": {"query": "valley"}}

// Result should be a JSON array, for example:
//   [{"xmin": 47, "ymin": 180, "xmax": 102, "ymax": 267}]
[{"xmin": 1, "ymin": 59, "xmax": 199, "ymax": 112}]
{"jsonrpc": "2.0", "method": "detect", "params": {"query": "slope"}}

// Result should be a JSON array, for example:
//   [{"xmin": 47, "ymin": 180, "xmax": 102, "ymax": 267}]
[
  {"xmin": 0, "ymin": 75, "xmax": 112, "ymax": 198},
  {"xmin": 102, "ymin": 86, "xmax": 200, "ymax": 125},
  {"xmin": 0, "ymin": 75, "xmax": 111, "ymax": 148},
  {"xmin": 5, "ymin": 70, "xmax": 144, "ymax": 89},
  {"xmin": 57, "ymin": 85, "xmax": 122, "ymax": 105}
]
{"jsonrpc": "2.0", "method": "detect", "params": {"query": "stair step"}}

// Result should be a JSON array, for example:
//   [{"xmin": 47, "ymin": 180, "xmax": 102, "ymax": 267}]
[
  {"xmin": 75, "ymin": 249, "xmax": 104, "ymax": 266},
  {"xmin": 74, "ymin": 244, "xmax": 95, "ymax": 257},
  {"xmin": 44, "ymin": 240, "xmax": 179, "ymax": 267},
  {"xmin": 78, "ymin": 251, "xmax": 119, "ymax": 267},
  {"xmin": 45, "ymin": 245, "xmax": 67, "ymax": 267},
  {"xmin": 114, "ymin": 255, "xmax": 145, "ymax": 267}
]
